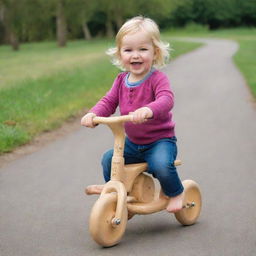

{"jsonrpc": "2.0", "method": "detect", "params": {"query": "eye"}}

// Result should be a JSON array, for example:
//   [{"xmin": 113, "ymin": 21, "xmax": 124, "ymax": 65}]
[
  {"xmin": 140, "ymin": 48, "xmax": 148, "ymax": 51},
  {"xmin": 124, "ymin": 49, "xmax": 131, "ymax": 52}
]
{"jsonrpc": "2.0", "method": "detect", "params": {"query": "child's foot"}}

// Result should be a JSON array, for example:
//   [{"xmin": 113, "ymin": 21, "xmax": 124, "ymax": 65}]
[
  {"xmin": 85, "ymin": 185, "xmax": 104, "ymax": 195},
  {"xmin": 166, "ymin": 192, "xmax": 184, "ymax": 213}
]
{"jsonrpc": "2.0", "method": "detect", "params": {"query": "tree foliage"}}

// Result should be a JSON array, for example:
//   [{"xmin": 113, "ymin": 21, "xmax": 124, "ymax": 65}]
[
  {"xmin": 169, "ymin": 0, "xmax": 256, "ymax": 29},
  {"xmin": 0, "ymin": 0, "xmax": 255, "ymax": 50}
]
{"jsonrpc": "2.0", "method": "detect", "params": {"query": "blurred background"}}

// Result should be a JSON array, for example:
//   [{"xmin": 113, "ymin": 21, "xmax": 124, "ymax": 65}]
[{"xmin": 0, "ymin": 0, "xmax": 256, "ymax": 49}]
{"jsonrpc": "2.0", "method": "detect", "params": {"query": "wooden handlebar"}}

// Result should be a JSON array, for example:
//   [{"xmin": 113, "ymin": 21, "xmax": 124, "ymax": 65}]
[{"xmin": 93, "ymin": 115, "xmax": 133, "ymax": 125}]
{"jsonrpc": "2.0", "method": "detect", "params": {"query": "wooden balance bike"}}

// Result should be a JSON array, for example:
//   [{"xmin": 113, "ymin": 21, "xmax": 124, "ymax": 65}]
[{"xmin": 86, "ymin": 115, "xmax": 202, "ymax": 247}]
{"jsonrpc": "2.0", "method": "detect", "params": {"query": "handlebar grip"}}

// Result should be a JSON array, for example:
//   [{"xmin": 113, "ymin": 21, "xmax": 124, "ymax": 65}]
[{"xmin": 93, "ymin": 115, "xmax": 133, "ymax": 125}]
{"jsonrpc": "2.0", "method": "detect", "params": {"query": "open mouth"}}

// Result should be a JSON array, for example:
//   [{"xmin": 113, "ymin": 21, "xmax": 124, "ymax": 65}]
[
  {"xmin": 130, "ymin": 62, "xmax": 143, "ymax": 68},
  {"xmin": 131, "ymin": 62, "xmax": 142, "ymax": 65}
]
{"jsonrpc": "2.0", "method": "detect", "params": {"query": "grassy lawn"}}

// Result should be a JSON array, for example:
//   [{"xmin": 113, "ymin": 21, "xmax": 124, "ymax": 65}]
[
  {"xmin": 0, "ymin": 40, "xmax": 112, "ymax": 89},
  {"xmin": 0, "ymin": 38, "xmax": 202, "ymax": 153}
]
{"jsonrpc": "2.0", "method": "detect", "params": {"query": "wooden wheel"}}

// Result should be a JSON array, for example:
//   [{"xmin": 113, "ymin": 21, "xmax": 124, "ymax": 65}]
[
  {"xmin": 89, "ymin": 193, "xmax": 127, "ymax": 247},
  {"xmin": 174, "ymin": 180, "xmax": 202, "ymax": 226}
]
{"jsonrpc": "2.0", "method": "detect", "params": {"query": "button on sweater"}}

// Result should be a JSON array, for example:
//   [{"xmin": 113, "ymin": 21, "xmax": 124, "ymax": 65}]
[{"xmin": 89, "ymin": 69, "xmax": 175, "ymax": 144}]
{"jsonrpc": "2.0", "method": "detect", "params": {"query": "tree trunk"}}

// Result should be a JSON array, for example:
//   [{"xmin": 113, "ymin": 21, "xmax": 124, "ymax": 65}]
[
  {"xmin": 9, "ymin": 30, "xmax": 19, "ymax": 50},
  {"xmin": 106, "ymin": 15, "xmax": 114, "ymax": 38},
  {"xmin": 82, "ymin": 22, "xmax": 91, "ymax": 40},
  {"xmin": 56, "ymin": 0, "xmax": 67, "ymax": 47},
  {"xmin": 0, "ymin": 3, "xmax": 19, "ymax": 50},
  {"xmin": 115, "ymin": 12, "xmax": 123, "ymax": 29}
]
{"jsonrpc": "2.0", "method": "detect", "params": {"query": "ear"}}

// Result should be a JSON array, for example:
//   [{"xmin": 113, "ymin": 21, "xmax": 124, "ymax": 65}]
[{"xmin": 153, "ymin": 47, "xmax": 159, "ymax": 61}]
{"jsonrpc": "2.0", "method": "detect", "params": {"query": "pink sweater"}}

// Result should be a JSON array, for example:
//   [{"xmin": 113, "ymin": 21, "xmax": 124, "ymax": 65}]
[{"xmin": 90, "ymin": 69, "xmax": 175, "ymax": 144}]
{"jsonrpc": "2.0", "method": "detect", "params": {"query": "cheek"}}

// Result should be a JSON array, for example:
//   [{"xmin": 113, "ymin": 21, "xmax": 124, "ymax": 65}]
[
  {"xmin": 121, "ymin": 54, "xmax": 130, "ymax": 63},
  {"xmin": 145, "ymin": 54, "xmax": 155, "ymax": 64}
]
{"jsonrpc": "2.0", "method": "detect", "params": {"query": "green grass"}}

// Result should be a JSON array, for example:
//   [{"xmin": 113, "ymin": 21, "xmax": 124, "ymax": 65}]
[
  {"xmin": 170, "ymin": 40, "xmax": 203, "ymax": 59},
  {"xmin": 0, "ymin": 38, "xmax": 202, "ymax": 153},
  {"xmin": 163, "ymin": 26, "xmax": 256, "ymax": 98},
  {"xmin": 233, "ymin": 40, "xmax": 256, "ymax": 97},
  {"xmin": 0, "ymin": 40, "xmax": 113, "ymax": 89},
  {"xmin": 0, "ymin": 56, "xmax": 118, "ymax": 152}
]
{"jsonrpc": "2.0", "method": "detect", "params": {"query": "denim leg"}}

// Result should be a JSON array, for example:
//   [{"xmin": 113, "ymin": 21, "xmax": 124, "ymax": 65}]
[
  {"xmin": 101, "ymin": 149, "xmax": 114, "ymax": 182},
  {"xmin": 144, "ymin": 138, "xmax": 184, "ymax": 197},
  {"xmin": 101, "ymin": 138, "xmax": 144, "ymax": 182},
  {"xmin": 101, "ymin": 137, "xmax": 183, "ymax": 197}
]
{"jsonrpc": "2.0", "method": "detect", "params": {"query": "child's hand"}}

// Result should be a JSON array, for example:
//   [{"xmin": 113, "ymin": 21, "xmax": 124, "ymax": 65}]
[
  {"xmin": 81, "ymin": 112, "xmax": 97, "ymax": 128},
  {"xmin": 130, "ymin": 107, "xmax": 153, "ymax": 124}
]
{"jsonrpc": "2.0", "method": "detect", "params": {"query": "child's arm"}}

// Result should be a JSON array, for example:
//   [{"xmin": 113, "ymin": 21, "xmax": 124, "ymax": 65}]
[
  {"xmin": 145, "ymin": 73, "xmax": 174, "ymax": 121},
  {"xmin": 89, "ymin": 74, "xmax": 123, "ymax": 117},
  {"xmin": 81, "ymin": 74, "xmax": 124, "ymax": 128}
]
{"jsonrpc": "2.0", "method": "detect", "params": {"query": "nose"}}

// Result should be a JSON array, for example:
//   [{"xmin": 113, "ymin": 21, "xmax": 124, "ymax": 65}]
[{"xmin": 132, "ymin": 50, "xmax": 139, "ymax": 59}]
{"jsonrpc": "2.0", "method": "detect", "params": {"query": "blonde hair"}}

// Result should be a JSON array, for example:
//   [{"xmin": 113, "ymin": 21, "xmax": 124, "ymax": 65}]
[{"xmin": 106, "ymin": 16, "xmax": 170, "ymax": 70}]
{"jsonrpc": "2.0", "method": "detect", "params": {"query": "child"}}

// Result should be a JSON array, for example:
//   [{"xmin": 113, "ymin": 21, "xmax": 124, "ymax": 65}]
[{"xmin": 81, "ymin": 16, "xmax": 184, "ymax": 213}]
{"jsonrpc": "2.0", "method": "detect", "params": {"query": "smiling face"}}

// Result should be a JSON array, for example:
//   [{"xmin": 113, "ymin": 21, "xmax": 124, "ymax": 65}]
[{"xmin": 119, "ymin": 31, "xmax": 156, "ymax": 82}]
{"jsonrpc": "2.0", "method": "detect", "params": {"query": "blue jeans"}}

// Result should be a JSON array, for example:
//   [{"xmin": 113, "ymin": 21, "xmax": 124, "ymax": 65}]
[{"xmin": 101, "ymin": 137, "xmax": 184, "ymax": 197}]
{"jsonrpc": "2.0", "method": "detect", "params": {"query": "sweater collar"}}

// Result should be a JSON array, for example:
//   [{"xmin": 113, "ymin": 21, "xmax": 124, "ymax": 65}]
[{"xmin": 125, "ymin": 68, "xmax": 155, "ymax": 88}]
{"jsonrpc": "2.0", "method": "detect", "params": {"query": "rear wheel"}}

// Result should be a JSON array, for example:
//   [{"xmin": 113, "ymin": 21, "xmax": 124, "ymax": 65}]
[
  {"xmin": 89, "ymin": 193, "xmax": 127, "ymax": 247},
  {"xmin": 174, "ymin": 180, "xmax": 202, "ymax": 225}
]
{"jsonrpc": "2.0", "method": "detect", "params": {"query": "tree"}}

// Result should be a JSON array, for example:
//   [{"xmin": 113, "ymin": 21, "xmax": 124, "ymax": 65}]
[
  {"xmin": 238, "ymin": 0, "xmax": 256, "ymax": 26},
  {"xmin": 0, "ymin": 0, "xmax": 24, "ymax": 50},
  {"xmin": 66, "ymin": 0, "xmax": 97, "ymax": 40},
  {"xmin": 56, "ymin": 0, "xmax": 67, "ymax": 46},
  {"xmin": 96, "ymin": 0, "xmax": 138, "ymax": 38},
  {"xmin": 20, "ymin": 0, "xmax": 55, "ymax": 42}
]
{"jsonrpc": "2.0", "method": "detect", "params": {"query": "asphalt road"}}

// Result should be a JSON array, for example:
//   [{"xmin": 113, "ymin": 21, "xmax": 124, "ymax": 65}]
[{"xmin": 1, "ymin": 38, "xmax": 256, "ymax": 256}]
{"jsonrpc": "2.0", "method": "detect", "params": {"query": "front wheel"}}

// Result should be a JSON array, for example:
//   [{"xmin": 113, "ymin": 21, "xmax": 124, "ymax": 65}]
[
  {"xmin": 174, "ymin": 180, "xmax": 202, "ymax": 226},
  {"xmin": 89, "ymin": 193, "xmax": 128, "ymax": 247}
]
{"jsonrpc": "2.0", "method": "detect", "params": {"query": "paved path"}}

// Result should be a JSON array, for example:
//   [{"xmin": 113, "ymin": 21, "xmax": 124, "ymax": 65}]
[{"xmin": 1, "ymin": 38, "xmax": 256, "ymax": 256}]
